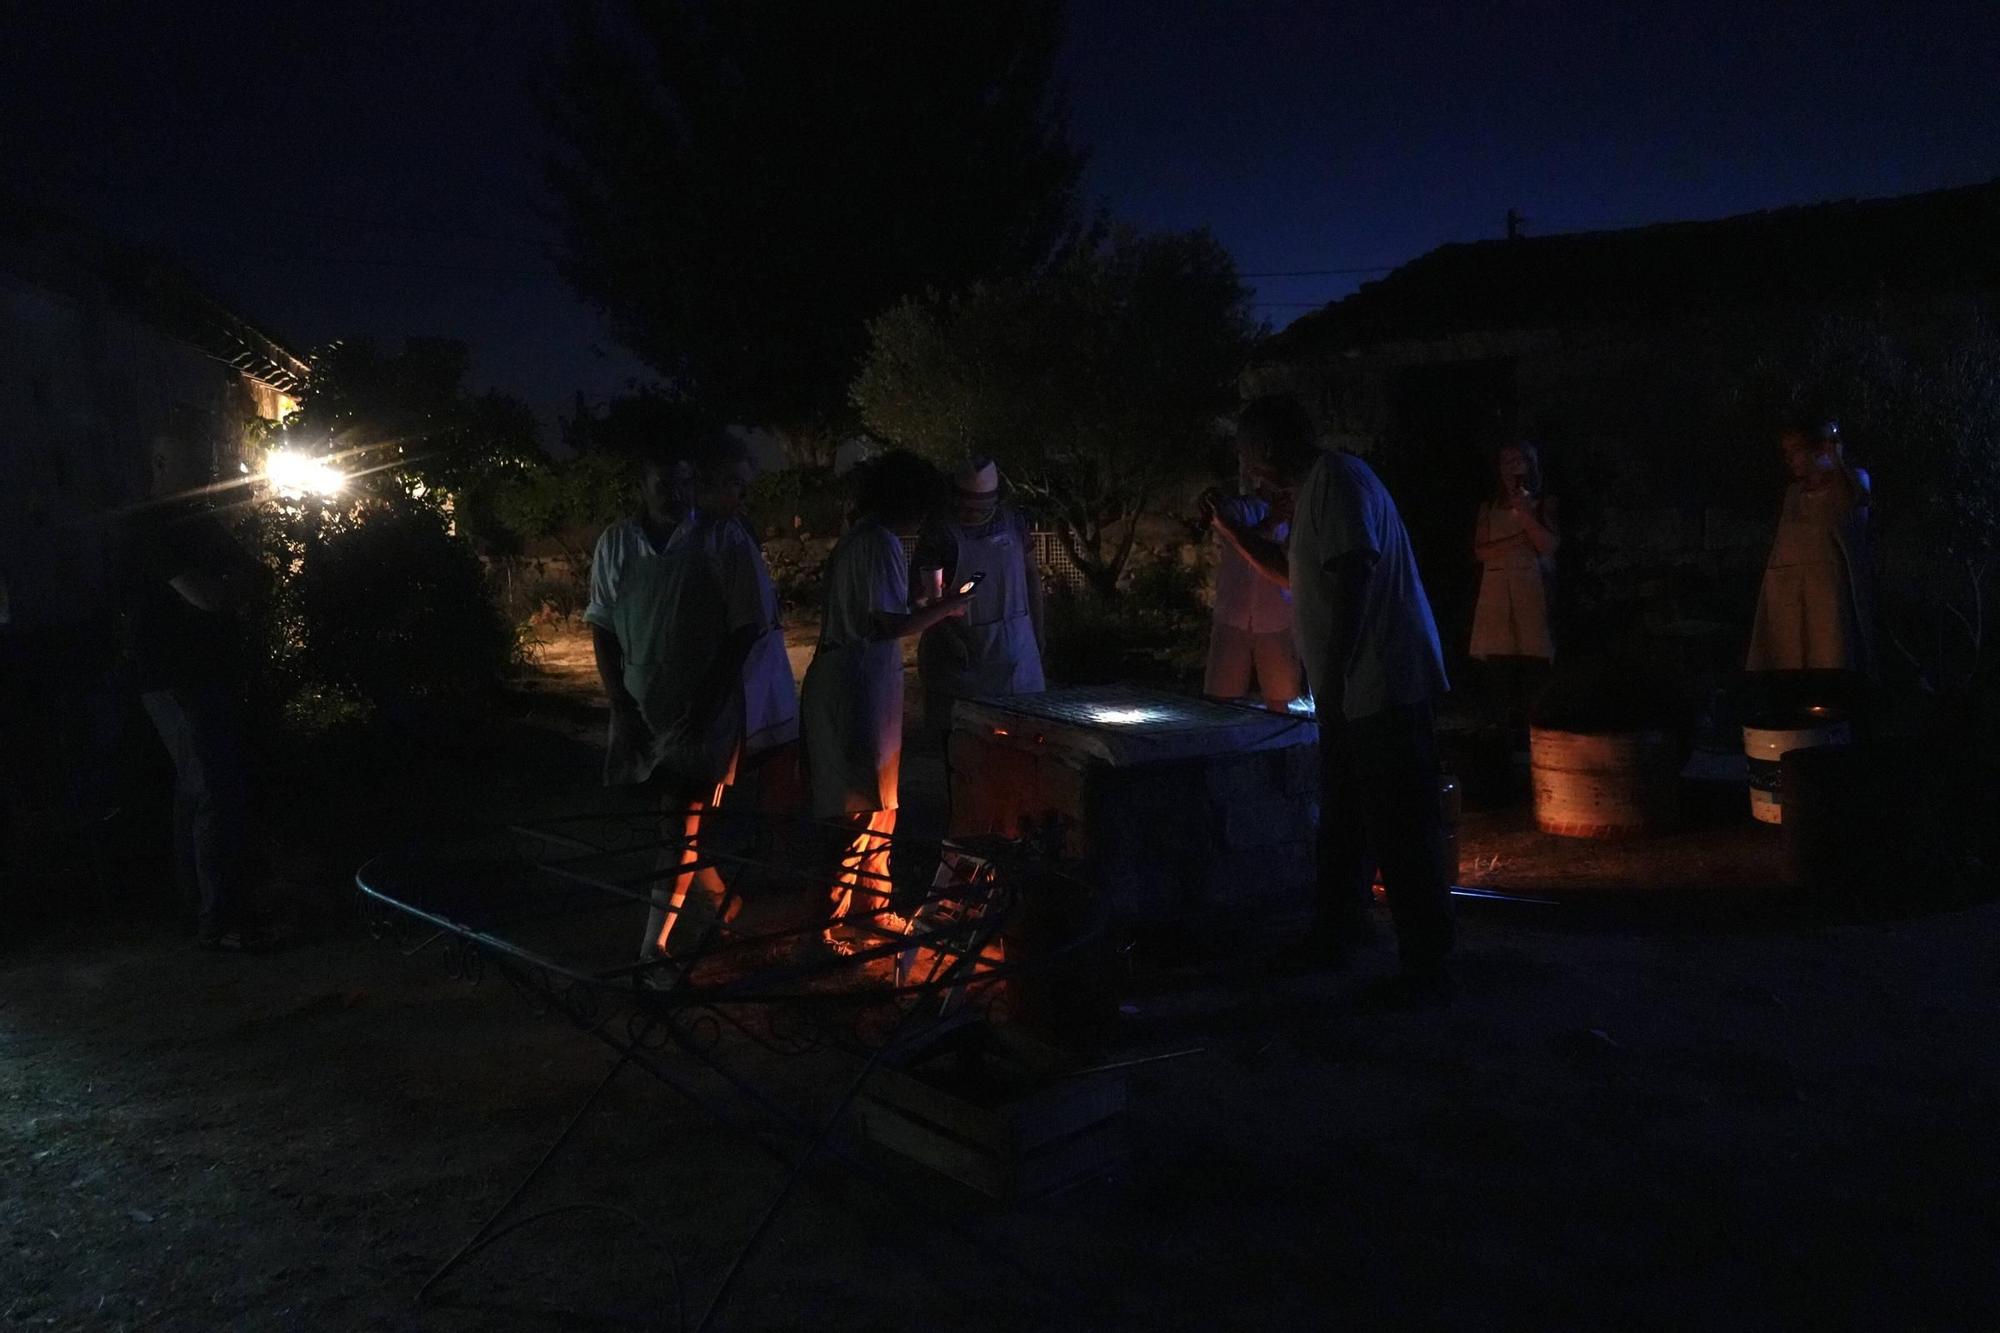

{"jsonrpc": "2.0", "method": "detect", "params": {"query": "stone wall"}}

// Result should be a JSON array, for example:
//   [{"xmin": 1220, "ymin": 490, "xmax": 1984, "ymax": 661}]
[
  {"xmin": 0, "ymin": 256, "xmax": 275, "ymax": 635},
  {"xmin": 949, "ymin": 729, "xmax": 1317, "ymax": 924}
]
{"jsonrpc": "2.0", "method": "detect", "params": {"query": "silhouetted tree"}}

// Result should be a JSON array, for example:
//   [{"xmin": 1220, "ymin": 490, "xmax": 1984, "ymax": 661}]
[
  {"xmin": 285, "ymin": 337, "xmax": 542, "ymax": 497},
  {"xmin": 546, "ymin": 0, "xmax": 1084, "ymax": 467},
  {"xmin": 854, "ymin": 226, "xmax": 1258, "ymax": 596}
]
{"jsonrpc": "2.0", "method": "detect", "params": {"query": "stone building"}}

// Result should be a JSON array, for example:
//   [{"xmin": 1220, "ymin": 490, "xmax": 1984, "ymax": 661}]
[
  {"xmin": 1, "ymin": 194, "xmax": 307, "ymax": 638},
  {"xmin": 1, "ymin": 195, "xmax": 307, "ymax": 888},
  {"xmin": 1244, "ymin": 181, "xmax": 2000, "ymax": 671}
]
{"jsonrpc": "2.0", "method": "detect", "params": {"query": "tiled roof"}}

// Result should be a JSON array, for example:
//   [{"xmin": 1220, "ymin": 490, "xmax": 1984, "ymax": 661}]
[
  {"xmin": 0, "ymin": 191, "xmax": 310, "ymax": 393},
  {"xmin": 1259, "ymin": 180, "xmax": 2000, "ymax": 362}
]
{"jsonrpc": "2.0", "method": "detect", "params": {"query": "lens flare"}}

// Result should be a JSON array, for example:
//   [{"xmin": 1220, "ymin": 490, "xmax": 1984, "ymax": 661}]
[{"xmin": 265, "ymin": 448, "xmax": 347, "ymax": 499}]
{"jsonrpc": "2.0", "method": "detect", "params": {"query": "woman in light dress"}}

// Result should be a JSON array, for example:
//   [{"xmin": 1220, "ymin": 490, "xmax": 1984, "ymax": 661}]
[
  {"xmin": 1469, "ymin": 440, "xmax": 1559, "ymax": 731},
  {"xmin": 801, "ymin": 452, "xmax": 972, "ymax": 954},
  {"xmin": 1745, "ymin": 418, "xmax": 1874, "ymax": 677}
]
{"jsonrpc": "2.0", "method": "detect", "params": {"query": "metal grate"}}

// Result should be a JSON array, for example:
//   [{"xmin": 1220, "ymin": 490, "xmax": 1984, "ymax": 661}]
[
  {"xmin": 906, "ymin": 530, "xmax": 1087, "ymax": 595},
  {"xmin": 974, "ymin": 685, "xmax": 1248, "ymax": 734},
  {"xmin": 1030, "ymin": 530, "xmax": 1088, "ymax": 596},
  {"xmin": 954, "ymin": 684, "xmax": 1316, "ymax": 766}
]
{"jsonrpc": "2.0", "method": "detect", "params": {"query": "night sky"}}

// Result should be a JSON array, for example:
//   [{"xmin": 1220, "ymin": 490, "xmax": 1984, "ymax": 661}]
[{"xmin": 6, "ymin": 1, "xmax": 1997, "ymax": 437}]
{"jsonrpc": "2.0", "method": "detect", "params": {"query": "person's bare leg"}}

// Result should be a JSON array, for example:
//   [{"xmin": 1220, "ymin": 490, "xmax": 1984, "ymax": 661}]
[
  {"xmin": 652, "ymin": 783, "xmax": 740, "ymax": 955},
  {"xmin": 823, "ymin": 808, "xmax": 902, "ymax": 949}
]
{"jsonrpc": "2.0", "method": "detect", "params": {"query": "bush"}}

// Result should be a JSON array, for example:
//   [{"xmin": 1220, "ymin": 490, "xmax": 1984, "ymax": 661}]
[
  {"xmin": 746, "ymin": 467, "xmax": 848, "ymax": 539},
  {"xmin": 1043, "ymin": 560, "xmax": 1209, "ymax": 691},
  {"xmin": 488, "ymin": 449, "xmax": 635, "ymax": 560},
  {"xmin": 246, "ymin": 494, "xmax": 517, "ymax": 737}
]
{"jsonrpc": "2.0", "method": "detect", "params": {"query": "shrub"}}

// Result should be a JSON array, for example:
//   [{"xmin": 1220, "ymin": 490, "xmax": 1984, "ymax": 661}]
[
  {"xmin": 246, "ymin": 494, "xmax": 517, "ymax": 737},
  {"xmin": 746, "ymin": 467, "xmax": 848, "ymax": 539},
  {"xmin": 1042, "ymin": 571, "xmax": 1209, "ymax": 691}
]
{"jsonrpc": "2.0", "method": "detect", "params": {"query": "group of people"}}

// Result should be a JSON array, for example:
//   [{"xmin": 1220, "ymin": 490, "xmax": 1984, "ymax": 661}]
[
  {"xmin": 583, "ymin": 402, "xmax": 1875, "ymax": 999},
  {"xmin": 1200, "ymin": 434, "xmax": 1561, "ymax": 733},
  {"xmin": 119, "ymin": 389, "xmax": 1873, "ymax": 1002},
  {"xmin": 585, "ymin": 437, "xmax": 1048, "ymax": 962},
  {"xmin": 588, "ymin": 402, "xmax": 1461, "ymax": 995},
  {"xmin": 1203, "ymin": 416, "xmax": 1875, "ymax": 730}
]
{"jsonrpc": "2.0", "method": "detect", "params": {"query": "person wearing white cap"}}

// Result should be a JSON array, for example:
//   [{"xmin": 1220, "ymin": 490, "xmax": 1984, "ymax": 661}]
[{"xmin": 913, "ymin": 456, "xmax": 1047, "ymax": 739}]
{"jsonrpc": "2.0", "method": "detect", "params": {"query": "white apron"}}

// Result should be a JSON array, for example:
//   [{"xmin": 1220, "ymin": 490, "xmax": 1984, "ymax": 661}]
[
  {"xmin": 606, "ymin": 541, "xmax": 737, "ymax": 793},
  {"xmin": 672, "ymin": 515, "xmax": 798, "ymax": 760},
  {"xmin": 802, "ymin": 524, "xmax": 907, "ymax": 818},
  {"xmin": 1469, "ymin": 501, "xmax": 1554, "ymax": 661},
  {"xmin": 917, "ymin": 511, "xmax": 1045, "ymax": 710}
]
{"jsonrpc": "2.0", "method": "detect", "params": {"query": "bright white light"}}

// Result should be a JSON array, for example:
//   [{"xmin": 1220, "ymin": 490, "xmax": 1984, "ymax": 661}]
[
  {"xmin": 1089, "ymin": 707, "xmax": 1164, "ymax": 726},
  {"xmin": 265, "ymin": 448, "xmax": 346, "ymax": 499}
]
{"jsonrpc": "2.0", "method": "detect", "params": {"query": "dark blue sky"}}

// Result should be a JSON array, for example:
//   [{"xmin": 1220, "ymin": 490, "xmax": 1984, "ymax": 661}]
[{"xmin": 7, "ymin": 1, "xmax": 1997, "ymax": 436}]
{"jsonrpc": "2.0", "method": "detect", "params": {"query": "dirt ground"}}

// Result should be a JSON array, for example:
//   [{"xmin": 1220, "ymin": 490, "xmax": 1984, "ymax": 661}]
[{"xmin": 5, "ymin": 637, "xmax": 1999, "ymax": 1331}]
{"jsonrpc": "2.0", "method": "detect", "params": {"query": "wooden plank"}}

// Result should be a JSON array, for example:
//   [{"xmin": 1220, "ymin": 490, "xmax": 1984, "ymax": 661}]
[
  {"xmin": 1006, "ymin": 1077, "xmax": 1127, "ymax": 1154},
  {"xmin": 865, "ymin": 1059, "xmax": 1127, "ymax": 1154},
  {"xmin": 1015, "ymin": 1119, "xmax": 1129, "ymax": 1198},
  {"xmin": 853, "ymin": 1098, "xmax": 1008, "ymax": 1199},
  {"xmin": 853, "ymin": 1097, "xmax": 1128, "ymax": 1201}
]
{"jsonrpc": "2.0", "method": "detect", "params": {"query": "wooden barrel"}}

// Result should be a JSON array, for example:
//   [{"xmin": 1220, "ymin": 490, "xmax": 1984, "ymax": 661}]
[
  {"xmin": 1743, "ymin": 708, "xmax": 1851, "ymax": 825},
  {"xmin": 1529, "ymin": 727, "xmax": 1680, "ymax": 839}
]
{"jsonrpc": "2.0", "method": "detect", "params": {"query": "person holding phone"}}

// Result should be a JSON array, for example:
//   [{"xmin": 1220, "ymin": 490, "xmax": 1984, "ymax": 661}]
[
  {"xmin": 913, "ymin": 457, "xmax": 1046, "ymax": 741},
  {"xmin": 1469, "ymin": 440, "xmax": 1558, "ymax": 731},
  {"xmin": 1220, "ymin": 396, "xmax": 1454, "ymax": 1003},
  {"xmin": 1746, "ymin": 418, "xmax": 1874, "ymax": 676},
  {"xmin": 1200, "ymin": 473, "xmax": 1303, "ymax": 712},
  {"xmin": 803, "ymin": 452, "xmax": 974, "ymax": 953}
]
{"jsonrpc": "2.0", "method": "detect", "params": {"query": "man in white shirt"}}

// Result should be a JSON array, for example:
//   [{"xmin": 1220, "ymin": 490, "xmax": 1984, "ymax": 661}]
[
  {"xmin": 1214, "ymin": 396, "xmax": 1455, "ymax": 1000},
  {"xmin": 633, "ymin": 435, "xmax": 796, "ymax": 957},
  {"xmin": 584, "ymin": 443, "xmax": 695, "ymax": 786}
]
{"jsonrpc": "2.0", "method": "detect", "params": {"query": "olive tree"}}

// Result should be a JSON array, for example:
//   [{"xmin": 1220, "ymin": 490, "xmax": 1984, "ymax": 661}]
[{"xmin": 854, "ymin": 226, "xmax": 1258, "ymax": 596}]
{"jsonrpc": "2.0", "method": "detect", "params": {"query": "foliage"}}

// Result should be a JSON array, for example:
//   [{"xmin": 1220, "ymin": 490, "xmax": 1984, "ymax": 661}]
[
  {"xmin": 1763, "ymin": 312, "xmax": 2000, "ymax": 707},
  {"xmin": 546, "ymin": 0, "xmax": 1083, "ymax": 460},
  {"xmin": 285, "ymin": 337, "xmax": 543, "ymax": 496},
  {"xmin": 854, "ymin": 225, "xmax": 1259, "ymax": 596},
  {"xmin": 745, "ymin": 467, "xmax": 849, "ymax": 540},
  {"xmin": 564, "ymin": 389, "xmax": 720, "ymax": 462},
  {"xmin": 488, "ymin": 448, "xmax": 636, "ymax": 560},
  {"xmin": 1042, "ymin": 556, "xmax": 1210, "ymax": 689},
  {"xmin": 243, "ymin": 492, "xmax": 518, "ymax": 737}
]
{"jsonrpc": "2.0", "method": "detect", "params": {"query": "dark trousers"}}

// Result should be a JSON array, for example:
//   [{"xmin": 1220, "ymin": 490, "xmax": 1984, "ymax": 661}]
[
  {"xmin": 1316, "ymin": 698, "xmax": 1454, "ymax": 972},
  {"xmin": 141, "ymin": 684, "xmax": 250, "ymax": 936}
]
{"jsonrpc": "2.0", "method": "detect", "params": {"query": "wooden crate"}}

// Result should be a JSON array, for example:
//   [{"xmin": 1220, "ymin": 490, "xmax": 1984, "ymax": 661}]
[{"xmin": 852, "ymin": 1026, "xmax": 1127, "ymax": 1201}]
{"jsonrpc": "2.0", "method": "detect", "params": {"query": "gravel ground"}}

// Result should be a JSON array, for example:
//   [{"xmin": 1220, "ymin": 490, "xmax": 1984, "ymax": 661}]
[{"xmin": 5, "ymin": 648, "xmax": 1997, "ymax": 1331}]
